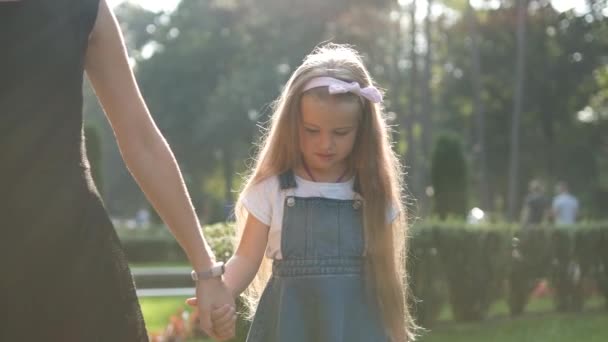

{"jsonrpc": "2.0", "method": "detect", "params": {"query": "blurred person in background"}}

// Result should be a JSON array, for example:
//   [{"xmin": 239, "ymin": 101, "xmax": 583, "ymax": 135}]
[
  {"xmin": 520, "ymin": 179, "xmax": 550, "ymax": 228},
  {"xmin": 552, "ymin": 181, "xmax": 579, "ymax": 226}
]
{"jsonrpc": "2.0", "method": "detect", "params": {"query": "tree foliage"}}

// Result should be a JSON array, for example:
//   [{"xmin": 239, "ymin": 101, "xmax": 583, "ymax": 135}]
[{"xmin": 86, "ymin": 0, "xmax": 608, "ymax": 221}]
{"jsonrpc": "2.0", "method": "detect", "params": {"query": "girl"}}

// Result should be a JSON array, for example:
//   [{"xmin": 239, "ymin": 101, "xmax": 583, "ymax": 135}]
[{"xmin": 195, "ymin": 44, "xmax": 417, "ymax": 341}]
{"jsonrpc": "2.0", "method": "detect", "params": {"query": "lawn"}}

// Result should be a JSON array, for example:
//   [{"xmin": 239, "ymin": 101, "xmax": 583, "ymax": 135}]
[
  {"xmin": 139, "ymin": 296, "xmax": 192, "ymax": 333},
  {"xmin": 140, "ymin": 294, "xmax": 607, "ymax": 342},
  {"xmin": 421, "ymin": 295, "xmax": 608, "ymax": 341},
  {"xmin": 419, "ymin": 310, "xmax": 608, "ymax": 342}
]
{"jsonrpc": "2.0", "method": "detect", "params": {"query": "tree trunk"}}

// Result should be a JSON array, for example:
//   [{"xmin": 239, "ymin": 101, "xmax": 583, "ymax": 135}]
[
  {"xmin": 222, "ymin": 144, "xmax": 234, "ymax": 206},
  {"xmin": 419, "ymin": 0, "xmax": 434, "ymax": 216},
  {"xmin": 467, "ymin": 1, "xmax": 490, "ymax": 210},
  {"xmin": 406, "ymin": 0, "xmax": 422, "ymax": 211},
  {"xmin": 507, "ymin": 0, "xmax": 528, "ymax": 221}
]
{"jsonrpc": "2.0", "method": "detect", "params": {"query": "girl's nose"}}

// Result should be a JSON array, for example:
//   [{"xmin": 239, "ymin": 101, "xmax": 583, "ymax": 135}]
[{"xmin": 320, "ymin": 133, "xmax": 335, "ymax": 151}]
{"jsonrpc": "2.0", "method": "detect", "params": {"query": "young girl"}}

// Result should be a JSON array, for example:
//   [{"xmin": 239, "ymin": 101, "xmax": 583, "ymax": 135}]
[{"xmin": 193, "ymin": 43, "xmax": 417, "ymax": 341}]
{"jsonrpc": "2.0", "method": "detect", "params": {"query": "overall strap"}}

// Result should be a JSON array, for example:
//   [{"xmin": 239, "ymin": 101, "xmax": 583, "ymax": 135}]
[{"xmin": 278, "ymin": 170, "xmax": 297, "ymax": 190}]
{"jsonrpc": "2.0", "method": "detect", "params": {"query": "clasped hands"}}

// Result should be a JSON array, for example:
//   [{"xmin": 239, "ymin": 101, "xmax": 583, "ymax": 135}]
[{"xmin": 187, "ymin": 277, "xmax": 237, "ymax": 341}]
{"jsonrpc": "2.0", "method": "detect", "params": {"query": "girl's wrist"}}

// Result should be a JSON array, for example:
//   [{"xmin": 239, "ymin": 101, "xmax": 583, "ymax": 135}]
[
  {"xmin": 228, "ymin": 284, "xmax": 239, "ymax": 300},
  {"xmin": 221, "ymin": 275, "xmax": 239, "ymax": 299}
]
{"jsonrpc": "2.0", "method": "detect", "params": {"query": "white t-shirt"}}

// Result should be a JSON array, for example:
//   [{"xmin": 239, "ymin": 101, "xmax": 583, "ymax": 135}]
[
  {"xmin": 242, "ymin": 174, "xmax": 397, "ymax": 259},
  {"xmin": 552, "ymin": 193, "xmax": 579, "ymax": 225}
]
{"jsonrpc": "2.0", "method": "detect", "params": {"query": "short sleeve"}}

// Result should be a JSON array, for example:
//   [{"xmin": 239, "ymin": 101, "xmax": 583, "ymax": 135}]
[
  {"xmin": 388, "ymin": 202, "xmax": 400, "ymax": 223},
  {"xmin": 241, "ymin": 178, "xmax": 274, "ymax": 226}
]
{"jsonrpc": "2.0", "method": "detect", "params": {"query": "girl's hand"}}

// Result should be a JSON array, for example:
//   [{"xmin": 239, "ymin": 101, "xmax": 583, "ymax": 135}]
[
  {"xmin": 185, "ymin": 297, "xmax": 237, "ymax": 340},
  {"xmin": 194, "ymin": 278, "xmax": 236, "ymax": 341},
  {"xmin": 210, "ymin": 304, "xmax": 237, "ymax": 339}
]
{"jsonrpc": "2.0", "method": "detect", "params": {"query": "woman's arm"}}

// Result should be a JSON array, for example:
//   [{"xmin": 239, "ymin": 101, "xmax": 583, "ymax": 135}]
[{"xmin": 84, "ymin": 1, "xmax": 233, "ymax": 339}]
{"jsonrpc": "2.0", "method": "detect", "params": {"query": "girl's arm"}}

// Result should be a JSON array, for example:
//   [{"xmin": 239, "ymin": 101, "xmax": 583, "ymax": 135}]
[
  {"xmin": 224, "ymin": 213, "xmax": 270, "ymax": 297},
  {"xmin": 84, "ymin": 1, "xmax": 233, "ymax": 339},
  {"xmin": 186, "ymin": 213, "xmax": 268, "ymax": 331}
]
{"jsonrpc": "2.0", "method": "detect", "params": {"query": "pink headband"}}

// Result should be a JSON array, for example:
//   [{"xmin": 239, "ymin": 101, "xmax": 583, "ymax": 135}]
[{"xmin": 302, "ymin": 76, "xmax": 383, "ymax": 103}]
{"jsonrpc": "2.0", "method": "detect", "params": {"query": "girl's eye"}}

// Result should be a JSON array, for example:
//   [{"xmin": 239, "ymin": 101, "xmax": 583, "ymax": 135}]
[
  {"xmin": 334, "ymin": 131, "xmax": 350, "ymax": 136},
  {"xmin": 305, "ymin": 128, "xmax": 319, "ymax": 134}
]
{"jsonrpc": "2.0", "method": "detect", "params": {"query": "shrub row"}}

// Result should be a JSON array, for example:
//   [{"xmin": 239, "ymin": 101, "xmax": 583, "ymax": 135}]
[
  {"xmin": 118, "ymin": 221, "xmax": 608, "ymax": 328},
  {"xmin": 118, "ymin": 223, "xmax": 234, "ymax": 264},
  {"xmin": 410, "ymin": 221, "xmax": 608, "ymax": 327}
]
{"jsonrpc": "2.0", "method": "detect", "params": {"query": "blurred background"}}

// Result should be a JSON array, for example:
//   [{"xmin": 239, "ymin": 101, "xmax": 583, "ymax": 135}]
[{"xmin": 82, "ymin": 0, "xmax": 608, "ymax": 341}]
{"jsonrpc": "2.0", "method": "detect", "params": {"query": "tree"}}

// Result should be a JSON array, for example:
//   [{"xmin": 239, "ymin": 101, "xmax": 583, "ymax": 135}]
[
  {"xmin": 467, "ymin": 0, "xmax": 490, "ymax": 211},
  {"xmin": 431, "ymin": 134, "xmax": 468, "ymax": 219},
  {"xmin": 507, "ymin": 0, "xmax": 529, "ymax": 221}
]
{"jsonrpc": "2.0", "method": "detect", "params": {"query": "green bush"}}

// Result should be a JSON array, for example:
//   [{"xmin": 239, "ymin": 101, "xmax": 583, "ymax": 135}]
[
  {"xmin": 200, "ymin": 222, "xmax": 236, "ymax": 262},
  {"xmin": 549, "ymin": 223, "xmax": 608, "ymax": 312},
  {"xmin": 596, "ymin": 227, "xmax": 608, "ymax": 309},
  {"xmin": 122, "ymin": 237, "xmax": 188, "ymax": 263},
  {"xmin": 550, "ymin": 228, "xmax": 585, "ymax": 312},
  {"xmin": 508, "ymin": 228, "xmax": 554, "ymax": 316},
  {"xmin": 433, "ymin": 223, "xmax": 512, "ymax": 321},
  {"xmin": 409, "ymin": 225, "xmax": 447, "ymax": 327},
  {"xmin": 430, "ymin": 134, "xmax": 468, "ymax": 219},
  {"xmin": 119, "ymin": 220, "xmax": 608, "ymax": 326},
  {"xmin": 117, "ymin": 222, "xmax": 236, "ymax": 264}
]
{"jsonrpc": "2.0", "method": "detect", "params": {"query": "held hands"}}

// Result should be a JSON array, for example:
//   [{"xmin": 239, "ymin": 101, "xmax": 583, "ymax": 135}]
[{"xmin": 189, "ymin": 278, "xmax": 237, "ymax": 341}]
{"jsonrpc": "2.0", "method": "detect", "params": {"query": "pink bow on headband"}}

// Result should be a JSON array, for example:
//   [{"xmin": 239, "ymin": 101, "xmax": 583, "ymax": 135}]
[{"xmin": 302, "ymin": 76, "xmax": 383, "ymax": 103}]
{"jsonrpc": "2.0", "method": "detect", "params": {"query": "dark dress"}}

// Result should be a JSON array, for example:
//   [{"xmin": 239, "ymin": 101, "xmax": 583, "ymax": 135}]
[{"xmin": 0, "ymin": 1, "xmax": 148, "ymax": 340}]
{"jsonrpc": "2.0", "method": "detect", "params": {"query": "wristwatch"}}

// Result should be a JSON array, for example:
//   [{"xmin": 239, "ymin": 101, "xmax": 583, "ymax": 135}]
[{"xmin": 191, "ymin": 262, "xmax": 225, "ymax": 281}]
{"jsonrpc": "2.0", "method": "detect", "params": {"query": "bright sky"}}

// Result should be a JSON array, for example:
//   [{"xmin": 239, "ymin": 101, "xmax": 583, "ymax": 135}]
[
  {"xmin": 109, "ymin": 0, "xmax": 590, "ymax": 14},
  {"xmin": 108, "ymin": 0, "xmax": 180, "ymax": 12}
]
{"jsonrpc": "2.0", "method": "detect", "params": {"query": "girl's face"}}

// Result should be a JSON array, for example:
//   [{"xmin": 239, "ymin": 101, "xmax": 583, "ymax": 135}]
[{"xmin": 298, "ymin": 94, "xmax": 361, "ymax": 178}]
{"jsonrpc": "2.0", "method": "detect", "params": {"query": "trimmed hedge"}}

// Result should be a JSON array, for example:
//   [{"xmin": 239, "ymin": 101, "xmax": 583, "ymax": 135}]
[
  {"xmin": 118, "ymin": 222, "xmax": 235, "ymax": 264},
  {"xmin": 117, "ymin": 221, "xmax": 608, "ymax": 328},
  {"xmin": 409, "ymin": 221, "xmax": 608, "ymax": 327},
  {"xmin": 408, "ymin": 225, "xmax": 447, "ymax": 327},
  {"xmin": 508, "ymin": 228, "xmax": 553, "ymax": 315}
]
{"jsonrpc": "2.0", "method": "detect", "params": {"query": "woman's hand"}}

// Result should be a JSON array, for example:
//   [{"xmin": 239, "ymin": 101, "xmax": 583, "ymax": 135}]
[{"xmin": 187, "ymin": 279, "xmax": 237, "ymax": 341}]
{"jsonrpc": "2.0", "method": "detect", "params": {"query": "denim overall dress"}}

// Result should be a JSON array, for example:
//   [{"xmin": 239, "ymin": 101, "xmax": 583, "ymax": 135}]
[{"xmin": 246, "ymin": 171, "xmax": 389, "ymax": 342}]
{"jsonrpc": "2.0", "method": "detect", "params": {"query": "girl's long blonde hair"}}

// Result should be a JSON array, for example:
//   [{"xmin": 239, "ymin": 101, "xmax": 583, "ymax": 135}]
[{"xmin": 235, "ymin": 43, "xmax": 417, "ymax": 341}]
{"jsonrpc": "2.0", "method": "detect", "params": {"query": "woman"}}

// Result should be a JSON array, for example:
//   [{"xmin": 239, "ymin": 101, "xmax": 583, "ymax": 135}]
[{"xmin": 0, "ymin": 0, "xmax": 234, "ymax": 340}]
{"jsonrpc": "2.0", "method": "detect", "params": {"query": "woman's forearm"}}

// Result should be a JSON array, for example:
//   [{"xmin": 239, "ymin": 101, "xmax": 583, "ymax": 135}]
[{"xmin": 120, "ymin": 131, "xmax": 215, "ymax": 271}]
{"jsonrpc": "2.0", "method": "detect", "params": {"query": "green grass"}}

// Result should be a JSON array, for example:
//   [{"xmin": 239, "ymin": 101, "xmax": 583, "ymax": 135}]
[
  {"xmin": 139, "ymin": 296, "xmax": 223, "ymax": 342},
  {"xmin": 419, "ymin": 295, "xmax": 608, "ymax": 342},
  {"xmin": 141, "ymin": 295, "xmax": 607, "ymax": 342},
  {"xmin": 139, "ymin": 296, "xmax": 193, "ymax": 333},
  {"xmin": 436, "ymin": 294, "xmax": 604, "ymax": 321},
  {"xmin": 419, "ymin": 310, "xmax": 608, "ymax": 342}
]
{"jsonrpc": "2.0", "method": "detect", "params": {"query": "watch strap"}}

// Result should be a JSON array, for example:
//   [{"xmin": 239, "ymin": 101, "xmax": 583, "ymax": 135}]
[{"xmin": 191, "ymin": 262, "xmax": 225, "ymax": 281}]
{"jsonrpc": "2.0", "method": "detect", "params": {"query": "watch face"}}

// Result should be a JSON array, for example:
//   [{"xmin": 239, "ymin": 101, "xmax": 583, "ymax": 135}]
[
  {"xmin": 212, "ymin": 263, "xmax": 225, "ymax": 277},
  {"xmin": 217, "ymin": 263, "xmax": 225, "ymax": 277}
]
